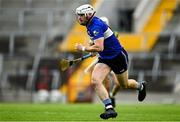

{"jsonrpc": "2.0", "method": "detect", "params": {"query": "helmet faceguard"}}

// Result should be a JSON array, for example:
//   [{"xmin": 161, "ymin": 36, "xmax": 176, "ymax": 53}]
[{"xmin": 75, "ymin": 4, "xmax": 96, "ymax": 25}]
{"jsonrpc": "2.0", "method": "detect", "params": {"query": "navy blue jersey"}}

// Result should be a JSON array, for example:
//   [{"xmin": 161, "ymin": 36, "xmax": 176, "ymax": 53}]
[{"xmin": 86, "ymin": 16, "xmax": 123, "ymax": 59}]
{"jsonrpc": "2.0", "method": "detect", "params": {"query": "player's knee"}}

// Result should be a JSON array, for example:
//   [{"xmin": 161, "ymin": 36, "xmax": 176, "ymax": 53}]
[
  {"xmin": 91, "ymin": 77, "xmax": 101, "ymax": 87},
  {"xmin": 120, "ymin": 81, "xmax": 129, "ymax": 88}
]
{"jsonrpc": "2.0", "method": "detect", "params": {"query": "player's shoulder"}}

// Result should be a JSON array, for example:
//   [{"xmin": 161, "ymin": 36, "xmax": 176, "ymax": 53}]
[
  {"xmin": 89, "ymin": 17, "xmax": 107, "ymax": 30},
  {"xmin": 93, "ymin": 17, "xmax": 104, "ymax": 26}
]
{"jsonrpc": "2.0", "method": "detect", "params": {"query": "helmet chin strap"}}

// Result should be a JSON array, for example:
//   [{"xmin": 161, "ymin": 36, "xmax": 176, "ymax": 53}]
[{"xmin": 85, "ymin": 12, "xmax": 96, "ymax": 26}]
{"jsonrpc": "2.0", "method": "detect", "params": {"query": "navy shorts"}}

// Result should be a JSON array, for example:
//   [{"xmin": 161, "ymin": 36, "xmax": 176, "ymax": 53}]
[{"xmin": 98, "ymin": 48, "xmax": 129, "ymax": 74}]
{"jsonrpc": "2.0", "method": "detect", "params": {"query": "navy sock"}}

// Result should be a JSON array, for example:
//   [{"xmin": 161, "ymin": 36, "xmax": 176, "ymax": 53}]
[{"xmin": 103, "ymin": 98, "xmax": 113, "ymax": 110}]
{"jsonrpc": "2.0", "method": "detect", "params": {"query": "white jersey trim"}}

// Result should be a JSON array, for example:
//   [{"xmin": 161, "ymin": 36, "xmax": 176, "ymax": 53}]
[{"xmin": 104, "ymin": 27, "xmax": 113, "ymax": 39}]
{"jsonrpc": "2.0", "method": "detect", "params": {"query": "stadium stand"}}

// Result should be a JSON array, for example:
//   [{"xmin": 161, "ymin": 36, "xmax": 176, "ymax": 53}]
[
  {"xmin": 0, "ymin": 0, "xmax": 88, "ymax": 102},
  {"xmin": 129, "ymin": 54, "xmax": 155, "ymax": 72}
]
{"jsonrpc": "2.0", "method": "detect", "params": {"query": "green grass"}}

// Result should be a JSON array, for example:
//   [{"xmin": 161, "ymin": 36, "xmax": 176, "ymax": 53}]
[{"xmin": 0, "ymin": 103, "xmax": 180, "ymax": 121}]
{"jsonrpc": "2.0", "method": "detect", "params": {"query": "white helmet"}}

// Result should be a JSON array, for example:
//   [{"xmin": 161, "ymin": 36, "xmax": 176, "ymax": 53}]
[
  {"xmin": 75, "ymin": 4, "xmax": 95, "ymax": 18},
  {"xmin": 100, "ymin": 17, "xmax": 109, "ymax": 26}
]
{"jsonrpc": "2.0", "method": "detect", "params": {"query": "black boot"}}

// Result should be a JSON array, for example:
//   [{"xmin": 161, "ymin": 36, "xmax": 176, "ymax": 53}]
[
  {"xmin": 100, "ymin": 108, "xmax": 117, "ymax": 119},
  {"xmin": 138, "ymin": 81, "xmax": 147, "ymax": 102}
]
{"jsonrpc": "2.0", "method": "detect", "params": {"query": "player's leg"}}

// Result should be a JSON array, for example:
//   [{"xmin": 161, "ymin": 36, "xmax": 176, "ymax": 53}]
[
  {"xmin": 109, "ymin": 71, "xmax": 120, "ymax": 97},
  {"xmin": 103, "ymin": 74, "xmax": 116, "ymax": 107},
  {"xmin": 91, "ymin": 63, "xmax": 110, "ymax": 100},
  {"xmin": 108, "ymin": 71, "xmax": 120, "ymax": 107},
  {"xmin": 103, "ymin": 76, "xmax": 111, "ymax": 94},
  {"xmin": 111, "ymin": 48, "xmax": 146, "ymax": 102},
  {"xmin": 91, "ymin": 63, "xmax": 117, "ymax": 119},
  {"xmin": 115, "ymin": 70, "xmax": 146, "ymax": 101}
]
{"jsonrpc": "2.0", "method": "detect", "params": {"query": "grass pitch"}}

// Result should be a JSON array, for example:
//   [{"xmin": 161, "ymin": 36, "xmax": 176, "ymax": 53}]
[{"xmin": 0, "ymin": 103, "xmax": 180, "ymax": 121}]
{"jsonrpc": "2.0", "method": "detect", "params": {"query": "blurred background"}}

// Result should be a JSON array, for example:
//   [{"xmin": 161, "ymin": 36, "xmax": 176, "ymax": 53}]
[{"xmin": 0, "ymin": 0, "xmax": 180, "ymax": 104}]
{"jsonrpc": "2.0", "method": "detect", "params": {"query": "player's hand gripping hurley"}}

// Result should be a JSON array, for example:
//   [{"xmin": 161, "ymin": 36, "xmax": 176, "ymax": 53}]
[{"xmin": 60, "ymin": 53, "xmax": 92, "ymax": 71}]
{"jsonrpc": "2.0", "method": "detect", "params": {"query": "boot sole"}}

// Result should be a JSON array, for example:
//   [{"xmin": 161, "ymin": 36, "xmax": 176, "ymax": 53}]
[{"xmin": 100, "ymin": 112, "xmax": 117, "ymax": 119}]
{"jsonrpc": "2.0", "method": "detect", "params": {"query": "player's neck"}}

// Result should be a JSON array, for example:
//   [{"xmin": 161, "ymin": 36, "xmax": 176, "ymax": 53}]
[
  {"xmin": 86, "ymin": 14, "xmax": 95, "ymax": 26},
  {"xmin": 86, "ymin": 17, "xmax": 93, "ymax": 26}
]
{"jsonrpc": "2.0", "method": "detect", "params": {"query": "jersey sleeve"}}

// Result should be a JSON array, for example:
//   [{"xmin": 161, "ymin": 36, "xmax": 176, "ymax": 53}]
[{"xmin": 91, "ymin": 26, "xmax": 104, "ymax": 40}]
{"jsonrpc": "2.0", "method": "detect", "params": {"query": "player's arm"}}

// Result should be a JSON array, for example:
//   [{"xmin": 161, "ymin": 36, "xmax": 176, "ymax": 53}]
[
  {"xmin": 75, "ymin": 37, "xmax": 104, "ymax": 52},
  {"xmin": 85, "ymin": 37, "xmax": 104, "ymax": 52}
]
